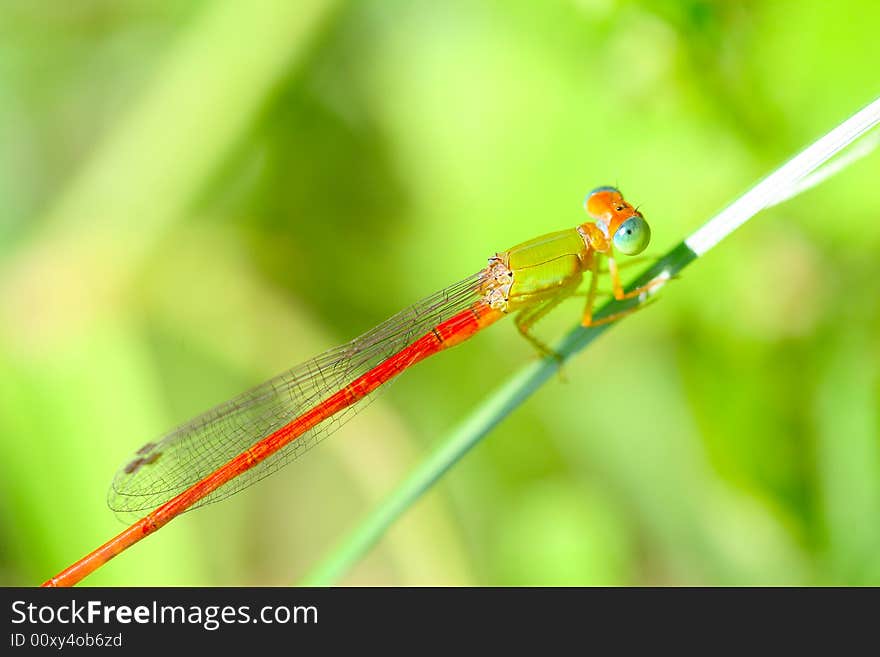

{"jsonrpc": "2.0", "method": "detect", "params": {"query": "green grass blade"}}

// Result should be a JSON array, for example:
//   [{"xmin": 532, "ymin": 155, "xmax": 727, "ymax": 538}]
[{"xmin": 301, "ymin": 96, "xmax": 880, "ymax": 586}]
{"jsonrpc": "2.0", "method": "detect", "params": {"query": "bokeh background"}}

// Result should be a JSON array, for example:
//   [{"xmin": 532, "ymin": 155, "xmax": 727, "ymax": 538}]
[{"xmin": 1, "ymin": 0, "xmax": 879, "ymax": 586}]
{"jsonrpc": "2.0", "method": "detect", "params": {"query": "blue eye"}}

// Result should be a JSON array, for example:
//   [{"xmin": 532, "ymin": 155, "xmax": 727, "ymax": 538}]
[
  {"xmin": 589, "ymin": 185, "xmax": 619, "ymax": 196},
  {"xmin": 613, "ymin": 216, "xmax": 650, "ymax": 255}
]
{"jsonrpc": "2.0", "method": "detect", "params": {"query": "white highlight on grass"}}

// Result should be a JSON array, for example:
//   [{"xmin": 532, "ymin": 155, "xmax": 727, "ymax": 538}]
[
  {"xmin": 766, "ymin": 129, "xmax": 880, "ymax": 208},
  {"xmin": 685, "ymin": 96, "xmax": 880, "ymax": 257}
]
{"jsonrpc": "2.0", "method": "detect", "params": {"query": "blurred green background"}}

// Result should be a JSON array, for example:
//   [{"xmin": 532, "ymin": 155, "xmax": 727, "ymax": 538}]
[{"xmin": 1, "ymin": 0, "xmax": 879, "ymax": 586}]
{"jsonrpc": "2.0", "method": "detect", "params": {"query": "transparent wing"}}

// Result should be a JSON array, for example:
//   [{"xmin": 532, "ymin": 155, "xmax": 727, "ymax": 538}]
[{"xmin": 108, "ymin": 272, "xmax": 487, "ymax": 521}]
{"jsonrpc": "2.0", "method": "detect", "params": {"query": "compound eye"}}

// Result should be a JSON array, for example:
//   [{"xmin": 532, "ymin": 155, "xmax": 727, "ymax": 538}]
[
  {"xmin": 588, "ymin": 185, "xmax": 620, "ymax": 197},
  {"xmin": 584, "ymin": 186, "xmax": 624, "ymax": 219},
  {"xmin": 612, "ymin": 215, "xmax": 651, "ymax": 255},
  {"xmin": 583, "ymin": 186, "xmax": 620, "ymax": 207}
]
